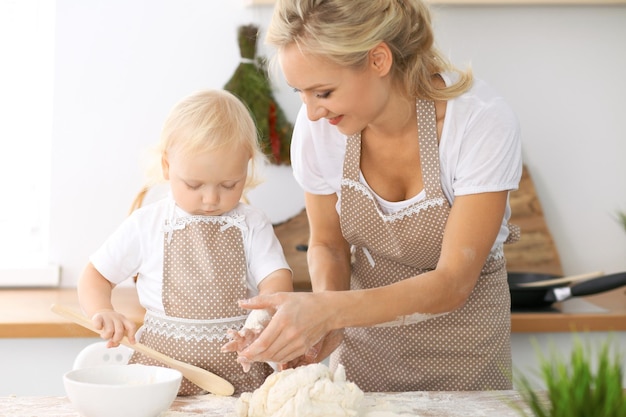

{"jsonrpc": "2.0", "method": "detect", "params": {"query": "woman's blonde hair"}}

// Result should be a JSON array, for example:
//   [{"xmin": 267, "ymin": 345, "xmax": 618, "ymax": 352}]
[
  {"xmin": 266, "ymin": 0, "xmax": 472, "ymax": 101},
  {"xmin": 142, "ymin": 89, "xmax": 266, "ymax": 191}
]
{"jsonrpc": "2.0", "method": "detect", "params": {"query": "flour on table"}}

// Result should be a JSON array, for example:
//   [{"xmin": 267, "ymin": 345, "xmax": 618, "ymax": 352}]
[{"xmin": 236, "ymin": 363, "xmax": 363, "ymax": 417}]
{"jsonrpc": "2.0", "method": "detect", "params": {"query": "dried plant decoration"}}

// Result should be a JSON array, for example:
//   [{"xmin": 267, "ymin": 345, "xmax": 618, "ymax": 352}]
[{"xmin": 224, "ymin": 24, "xmax": 293, "ymax": 165}]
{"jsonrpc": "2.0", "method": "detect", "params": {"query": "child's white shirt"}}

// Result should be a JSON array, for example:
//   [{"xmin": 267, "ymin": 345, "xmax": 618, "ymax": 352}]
[{"xmin": 90, "ymin": 196, "xmax": 291, "ymax": 313}]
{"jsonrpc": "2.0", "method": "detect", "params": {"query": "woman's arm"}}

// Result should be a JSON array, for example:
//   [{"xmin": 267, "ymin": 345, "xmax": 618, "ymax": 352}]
[
  {"xmin": 237, "ymin": 190, "xmax": 508, "ymax": 364},
  {"xmin": 305, "ymin": 192, "xmax": 352, "ymax": 292},
  {"xmin": 334, "ymin": 190, "xmax": 508, "ymax": 328}
]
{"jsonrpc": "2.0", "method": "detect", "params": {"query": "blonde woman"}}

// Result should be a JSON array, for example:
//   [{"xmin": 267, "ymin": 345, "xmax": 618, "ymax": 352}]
[
  {"xmin": 78, "ymin": 89, "xmax": 293, "ymax": 395},
  {"xmin": 227, "ymin": 0, "xmax": 522, "ymax": 392}
]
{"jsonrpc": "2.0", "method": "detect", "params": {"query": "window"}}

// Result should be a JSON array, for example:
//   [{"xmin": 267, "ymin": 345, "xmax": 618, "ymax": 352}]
[{"xmin": 0, "ymin": 0, "xmax": 58, "ymax": 285}]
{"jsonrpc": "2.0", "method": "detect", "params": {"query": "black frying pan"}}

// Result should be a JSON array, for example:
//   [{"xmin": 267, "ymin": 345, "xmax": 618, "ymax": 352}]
[{"xmin": 508, "ymin": 271, "xmax": 626, "ymax": 309}]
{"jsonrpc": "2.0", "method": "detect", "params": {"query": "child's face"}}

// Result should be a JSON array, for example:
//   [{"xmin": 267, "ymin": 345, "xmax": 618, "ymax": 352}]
[{"xmin": 162, "ymin": 144, "xmax": 249, "ymax": 216}]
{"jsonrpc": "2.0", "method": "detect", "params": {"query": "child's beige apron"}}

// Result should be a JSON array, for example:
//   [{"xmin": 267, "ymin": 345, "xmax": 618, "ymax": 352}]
[
  {"xmin": 330, "ymin": 99, "xmax": 519, "ymax": 392},
  {"xmin": 129, "ymin": 211, "xmax": 273, "ymax": 395}
]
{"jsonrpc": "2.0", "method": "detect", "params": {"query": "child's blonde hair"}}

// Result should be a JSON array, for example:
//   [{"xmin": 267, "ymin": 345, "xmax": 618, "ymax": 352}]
[
  {"xmin": 132, "ymin": 89, "xmax": 266, "ymax": 212},
  {"xmin": 161, "ymin": 89, "xmax": 265, "ymax": 185}
]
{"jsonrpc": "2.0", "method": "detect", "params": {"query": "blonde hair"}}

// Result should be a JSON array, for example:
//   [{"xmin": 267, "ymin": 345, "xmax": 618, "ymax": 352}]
[
  {"xmin": 141, "ymin": 89, "xmax": 266, "ymax": 195},
  {"xmin": 266, "ymin": 0, "xmax": 472, "ymax": 101}
]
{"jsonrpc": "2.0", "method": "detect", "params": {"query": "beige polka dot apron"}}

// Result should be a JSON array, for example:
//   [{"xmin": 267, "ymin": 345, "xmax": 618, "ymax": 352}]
[
  {"xmin": 330, "ymin": 99, "xmax": 519, "ymax": 392},
  {"xmin": 129, "ymin": 209, "xmax": 273, "ymax": 395}
]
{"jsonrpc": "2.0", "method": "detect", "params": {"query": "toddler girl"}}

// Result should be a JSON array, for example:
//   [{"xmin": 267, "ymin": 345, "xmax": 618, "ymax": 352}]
[{"xmin": 77, "ymin": 89, "xmax": 293, "ymax": 395}]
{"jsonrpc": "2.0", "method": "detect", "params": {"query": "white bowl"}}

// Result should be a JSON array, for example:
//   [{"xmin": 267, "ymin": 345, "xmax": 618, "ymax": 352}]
[{"xmin": 63, "ymin": 364, "xmax": 182, "ymax": 417}]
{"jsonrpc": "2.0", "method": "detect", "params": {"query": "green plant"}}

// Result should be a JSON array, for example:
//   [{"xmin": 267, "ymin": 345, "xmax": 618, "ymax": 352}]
[
  {"xmin": 617, "ymin": 211, "xmax": 626, "ymax": 233},
  {"xmin": 511, "ymin": 336, "xmax": 625, "ymax": 417}
]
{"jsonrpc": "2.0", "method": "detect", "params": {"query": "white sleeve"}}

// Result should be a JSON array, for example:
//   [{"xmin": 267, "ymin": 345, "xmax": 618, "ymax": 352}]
[
  {"xmin": 243, "ymin": 207, "xmax": 292, "ymax": 295},
  {"xmin": 438, "ymin": 77, "xmax": 523, "ymax": 249},
  {"xmin": 89, "ymin": 213, "xmax": 142, "ymax": 285},
  {"xmin": 444, "ymin": 80, "xmax": 522, "ymax": 197}
]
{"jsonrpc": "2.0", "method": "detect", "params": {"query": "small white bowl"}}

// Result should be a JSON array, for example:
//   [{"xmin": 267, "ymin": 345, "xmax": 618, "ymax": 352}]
[{"xmin": 63, "ymin": 364, "xmax": 182, "ymax": 417}]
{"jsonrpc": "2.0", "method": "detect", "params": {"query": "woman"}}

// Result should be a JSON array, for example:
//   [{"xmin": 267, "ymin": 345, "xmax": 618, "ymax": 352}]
[{"xmin": 225, "ymin": 0, "xmax": 522, "ymax": 392}]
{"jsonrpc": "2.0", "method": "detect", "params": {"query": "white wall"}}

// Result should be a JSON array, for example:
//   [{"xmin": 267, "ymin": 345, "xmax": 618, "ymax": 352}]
[
  {"xmin": 51, "ymin": 1, "xmax": 292, "ymax": 286},
  {"xmin": 50, "ymin": 1, "xmax": 626, "ymax": 287},
  {"xmin": 430, "ymin": 4, "xmax": 626, "ymax": 277}
]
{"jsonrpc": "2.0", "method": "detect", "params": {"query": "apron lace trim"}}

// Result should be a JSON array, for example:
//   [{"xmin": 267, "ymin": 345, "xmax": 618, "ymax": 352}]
[
  {"xmin": 489, "ymin": 245, "xmax": 505, "ymax": 261},
  {"xmin": 341, "ymin": 178, "xmax": 447, "ymax": 222},
  {"xmin": 143, "ymin": 310, "xmax": 247, "ymax": 342},
  {"xmin": 161, "ymin": 200, "xmax": 248, "ymax": 243},
  {"xmin": 162, "ymin": 213, "xmax": 247, "ymax": 243}
]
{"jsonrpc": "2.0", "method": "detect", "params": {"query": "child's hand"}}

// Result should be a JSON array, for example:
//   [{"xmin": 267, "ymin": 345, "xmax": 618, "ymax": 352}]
[
  {"xmin": 223, "ymin": 328, "xmax": 261, "ymax": 372},
  {"xmin": 91, "ymin": 309, "xmax": 137, "ymax": 348},
  {"xmin": 221, "ymin": 309, "xmax": 272, "ymax": 372}
]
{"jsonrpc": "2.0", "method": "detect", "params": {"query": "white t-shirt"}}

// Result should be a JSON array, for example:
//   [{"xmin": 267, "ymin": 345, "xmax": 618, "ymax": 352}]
[
  {"xmin": 290, "ymin": 74, "xmax": 522, "ymax": 249},
  {"xmin": 90, "ymin": 196, "xmax": 291, "ymax": 313}
]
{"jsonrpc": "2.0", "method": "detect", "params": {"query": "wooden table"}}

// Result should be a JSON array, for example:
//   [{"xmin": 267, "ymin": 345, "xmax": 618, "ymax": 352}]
[
  {"xmin": 0, "ymin": 390, "xmax": 530, "ymax": 416},
  {"xmin": 0, "ymin": 285, "xmax": 624, "ymax": 338}
]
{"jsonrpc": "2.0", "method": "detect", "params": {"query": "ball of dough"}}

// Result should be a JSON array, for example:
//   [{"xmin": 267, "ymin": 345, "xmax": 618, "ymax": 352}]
[{"xmin": 237, "ymin": 363, "xmax": 364, "ymax": 417}]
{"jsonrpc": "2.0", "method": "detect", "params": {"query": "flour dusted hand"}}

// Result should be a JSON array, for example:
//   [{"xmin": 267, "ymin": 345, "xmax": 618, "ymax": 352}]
[{"xmin": 222, "ymin": 309, "xmax": 272, "ymax": 372}]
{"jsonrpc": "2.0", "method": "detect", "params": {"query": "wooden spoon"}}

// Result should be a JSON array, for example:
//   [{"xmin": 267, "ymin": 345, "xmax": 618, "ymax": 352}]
[
  {"xmin": 515, "ymin": 270, "xmax": 604, "ymax": 288},
  {"xmin": 50, "ymin": 303, "xmax": 235, "ymax": 396}
]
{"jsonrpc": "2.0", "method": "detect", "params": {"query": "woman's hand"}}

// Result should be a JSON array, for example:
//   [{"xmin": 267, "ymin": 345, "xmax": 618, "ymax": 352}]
[
  {"xmin": 235, "ymin": 291, "xmax": 338, "ymax": 365},
  {"xmin": 278, "ymin": 329, "xmax": 344, "ymax": 370},
  {"xmin": 90, "ymin": 309, "xmax": 137, "ymax": 348}
]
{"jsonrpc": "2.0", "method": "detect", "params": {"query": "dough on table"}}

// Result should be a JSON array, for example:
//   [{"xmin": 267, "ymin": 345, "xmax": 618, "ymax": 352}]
[{"xmin": 236, "ymin": 363, "xmax": 364, "ymax": 417}]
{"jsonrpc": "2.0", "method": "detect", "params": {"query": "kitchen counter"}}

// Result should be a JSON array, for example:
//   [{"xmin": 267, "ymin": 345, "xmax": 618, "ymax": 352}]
[
  {"xmin": 511, "ymin": 286, "xmax": 626, "ymax": 332},
  {"xmin": 0, "ymin": 390, "xmax": 530, "ymax": 416},
  {"xmin": 0, "ymin": 287, "xmax": 145, "ymax": 338},
  {"xmin": 0, "ymin": 285, "xmax": 625, "ymax": 338}
]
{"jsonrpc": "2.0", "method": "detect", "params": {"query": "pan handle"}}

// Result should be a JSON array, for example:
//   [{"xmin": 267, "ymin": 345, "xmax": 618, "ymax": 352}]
[
  {"xmin": 544, "ymin": 272, "xmax": 626, "ymax": 303},
  {"xmin": 514, "ymin": 270, "xmax": 604, "ymax": 288},
  {"xmin": 570, "ymin": 272, "xmax": 626, "ymax": 297}
]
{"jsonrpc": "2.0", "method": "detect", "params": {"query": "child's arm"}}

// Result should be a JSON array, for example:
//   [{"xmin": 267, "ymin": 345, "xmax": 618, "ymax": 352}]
[
  {"xmin": 77, "ymin": 262, "xmax": 137, "ymax": 347},
  {"xmin": 257, "ymin": 268, "xmax": 293, "ymax": 295}
]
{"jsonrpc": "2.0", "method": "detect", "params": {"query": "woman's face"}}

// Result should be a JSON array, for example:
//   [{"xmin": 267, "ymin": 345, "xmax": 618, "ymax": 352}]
[{"xmin": 279, "ymin": 43, "xmax": 391, "ymax": 136}]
